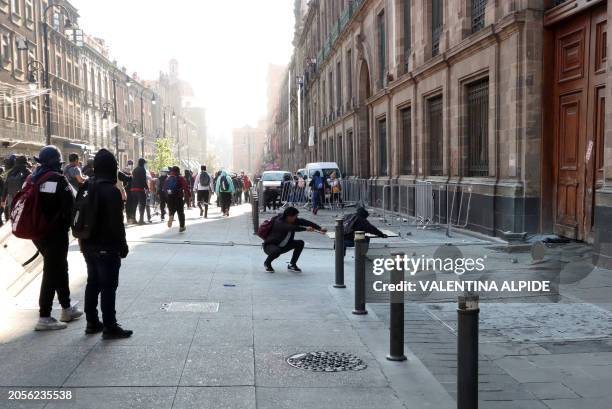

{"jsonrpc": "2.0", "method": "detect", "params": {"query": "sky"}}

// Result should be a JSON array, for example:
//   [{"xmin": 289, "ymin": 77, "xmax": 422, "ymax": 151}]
[{"xmin": 71, "ymin": 0, "xmax": 294, "ymax": 146}]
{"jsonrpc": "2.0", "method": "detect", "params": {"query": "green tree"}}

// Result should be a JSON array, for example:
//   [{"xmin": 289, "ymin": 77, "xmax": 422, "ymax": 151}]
[{"xmin": 151, "ymin": 137, "xmax": 176, "ymax": 172}]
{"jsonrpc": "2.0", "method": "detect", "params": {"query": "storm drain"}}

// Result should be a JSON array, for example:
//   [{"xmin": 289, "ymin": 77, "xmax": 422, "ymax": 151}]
[
  {"xmin": 160, "ymin": 302, "xmax": 219, "ymax": 312},
  {"xmin": 286, "ymin": 351, "xmax": 367, "ymax": 372}
]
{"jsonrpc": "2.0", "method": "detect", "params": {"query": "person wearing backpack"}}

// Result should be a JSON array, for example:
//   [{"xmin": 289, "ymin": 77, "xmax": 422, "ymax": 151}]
[
  {"xmin": 27, "ymin": 146, "xmax": 82, "ymax": 331},
  {"xmin": 164, "ymin": 166, "xmax": 191, "ymax": 232},
  {"xmin": 215, "ymin": 170, "xmax": 234, "ymax": 217},
  {"xmin": 80, "ymin": 149, "xmax": 132, "ymax": 339},
  {"xmin": 342, "ymin": 206, "xmax": 387, "ymax": 255},
  {"xmin": 261, "ymin": 206, "xmax": 326, "ymax": 273},
  {"xmin": 2, "ymin": 155, "xmax": 30, "ymax": 217},
  {"xmin": 193, "ymin": 165, "xmax": 213, "ymax": 218},
  {"xmin": 308, "ymin": 170, "xmax": 327, "ymax": 215}
]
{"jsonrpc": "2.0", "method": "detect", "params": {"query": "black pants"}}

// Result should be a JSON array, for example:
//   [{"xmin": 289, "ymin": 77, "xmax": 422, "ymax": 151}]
[
  {"xmin": 244, "ymin": 189, "xmax": 250, "ymax": 203},
  {"xmin": 197, "ymin": 190, "xmax": 210, "ymax": 217},
  {"xmin": 134, "ymin": 190, "xmax": 151, "ymax": 222},
  {"xmin": 33, "ymin": 232, "xmax": 71, "ymax": 317},
  {"xmin": 263, "ymin": 239, "xmax": 304, "ymax": 266},
  {"xmin": 219, "ymin": 192, "xmax": 232, "ymax": 215},
  {"xmin": 159, "ymin": 193, "xmax": 168, "ymax": 219},
  {"xmin": 126, "ymin": 191, "xmax": 136, "ymax": 221},
  {"xmin": 168, "ymin": 195, "xmax": 186, "ymax": 227},
  {"xmin": 84, "ymin": 251, "xmax": 120, "ymax": 327}
]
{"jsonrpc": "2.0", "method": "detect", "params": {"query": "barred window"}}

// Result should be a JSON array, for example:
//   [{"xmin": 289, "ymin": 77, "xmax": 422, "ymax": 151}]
[
  {"xmin": 428, "ymin": 96, "xmax": 443, "ymax": 176},
  {"xmin": 378, "ymin": 118, "xmax": 388, "ymax": 176},
  {"xmin": 346, "ymin": 130, "xmax": 354, "ymax": 176},
  {"xmin": 377, "ymin": 10, "xmax": 386, "ymax": 86},
  {"xmin": 403, "ymin": 0, "xmax": 411, "ymax": 67},
  {"xmin": 471, "ymin": 0, "xmax": 486, "ymax": 33},
  {"xmin": 431, "ymin": 0, "xmax": 443, "ymax": 57},
  {"xmin": 466, "ymin": 79, "xmax": 489, "ymax": 176},
  {"xmin": 400, "ymin": 107, "xmax": 412, "ymax": 174},
  {"xmin": 336, "ymin": 61, "xmax": 342, "ymax": 113}
]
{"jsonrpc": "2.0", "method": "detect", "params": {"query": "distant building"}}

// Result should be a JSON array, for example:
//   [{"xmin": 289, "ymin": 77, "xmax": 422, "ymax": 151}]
[{"xmin": 232, "ymin": 124, "xmax": 266, "ymax": 175}]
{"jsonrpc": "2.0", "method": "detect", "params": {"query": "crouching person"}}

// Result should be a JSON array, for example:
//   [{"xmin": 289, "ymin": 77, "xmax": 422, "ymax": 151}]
[
  {"xmin": 80, "ymin": 149, "xmax": 132, "ymax": 339},
  {"xmin": 342, "ymin": 207, "xmax": 387, "ymax": 255},
  {"xmin": 262, "ymin": 206, "xmax": 326, "ymax": 273}
]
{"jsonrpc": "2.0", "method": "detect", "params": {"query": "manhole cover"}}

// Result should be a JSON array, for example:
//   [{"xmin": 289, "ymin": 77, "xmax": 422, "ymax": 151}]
[
  {"xmin": 160, "ymin": 302, "xmax": 219, "ymax": 312},
  {"xmin": 286, "ymin": 351, "xmax": 367, "ymax": 372}
]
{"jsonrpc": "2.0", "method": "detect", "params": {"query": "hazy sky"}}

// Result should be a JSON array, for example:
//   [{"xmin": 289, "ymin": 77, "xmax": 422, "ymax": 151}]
[{"xmin": 71, "ymin": 0, "xmax": 294, "ymax": 143}]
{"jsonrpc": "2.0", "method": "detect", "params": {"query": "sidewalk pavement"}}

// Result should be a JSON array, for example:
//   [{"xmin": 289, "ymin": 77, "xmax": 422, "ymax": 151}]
[
  {"xmin": 0, "ymin": 203, "xmax": 454, "ymax": 409},
  {"xmin": 1, "ymin": 203, "xmax": 612, "ymax": 408}
]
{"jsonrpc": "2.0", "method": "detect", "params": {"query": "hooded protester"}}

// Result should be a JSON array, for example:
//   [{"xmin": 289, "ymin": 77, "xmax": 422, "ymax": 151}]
[
  {"xmin": 80, "ymin": 148, "xmax": 132, "ymax": 339},
  {"xmin": 0, "ymin": 156, "xmax": 15, "ymax": 221},
  {"xmin": 215, "ymin": 170, "xmax": 235, "ymax": 216},
  {"xmin": 82, "ymin": 158, "xmax": 95, "ymax": 178},
  {"xmin": 1, "ymin": 155, "xmax": 30, "ymax": 217},
  {"xmin": 30, "ymin": 146, "xmax": 82, "ymax": 331},
  {"xmin": 308, "ymin": 170, "xmax": 327, "ymax": 214},
  {"xmin": 131, "ymin": 158, "xmax": 151, "ymax": 225},
  {"xmin": 342, "ymin": 206, "xmax": 387, "ymax": 252},
  {"xmin": 262, "ymin": 206, "xmax": 326, "ymax": 273},
  {"xmin": 164, "ymin": 166, "xmax": 191, "ymax": 232}
]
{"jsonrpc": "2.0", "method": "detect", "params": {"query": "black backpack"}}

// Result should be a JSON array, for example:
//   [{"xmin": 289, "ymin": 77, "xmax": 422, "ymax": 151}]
[
  {"xmin": 199, "ymin": 172, "xmax": 211, "ymax": 187},
  {"xmin": 220, "ymin": 176, "xmax": 230, "ymax": 192},
  {"xmin": 71, "ymin": 178, "xmax": 99, "ymax": 240}
]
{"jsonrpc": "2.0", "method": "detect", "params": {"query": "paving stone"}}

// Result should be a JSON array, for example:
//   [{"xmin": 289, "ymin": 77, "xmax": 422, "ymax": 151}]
[
  {"xmin": 256, "ymin": 387, "xmax": 405, "ymax": 409},
  {"xmin": 523, "ymin": 382, "xmax": 579, "ymax": 400},
  {"xmin": 254, "ymin": 319, "xmax": 362, "ymax": 347},
  {"xmin": 44, "ymin": 387, "xmax": 175, "ymax": 409},
  {"xmin": 180, "ymin": 345, "xmax": 254, "ymax": 386},
  {"xmin": 173, "ymin": 386, "xmax": 255, "ymax": 409},
  {"xmin": 192, "ymin": 318, "xmax": 253, "ymax": 346}
]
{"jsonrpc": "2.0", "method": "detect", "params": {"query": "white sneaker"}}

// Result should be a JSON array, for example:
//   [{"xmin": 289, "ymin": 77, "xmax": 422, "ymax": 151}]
[
  {"xmin": 60, "ymin": 302, "xmax": 83, "ymax": 322},
  {"xmin": 35, "ymin": 317, "xmax": 67, "ymax": 331}
]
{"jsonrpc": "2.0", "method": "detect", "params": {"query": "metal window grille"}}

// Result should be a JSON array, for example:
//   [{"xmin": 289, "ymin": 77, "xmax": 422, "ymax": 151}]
[
  {"xmin": 471, "ymin": 0, "xmax": 486, "ymax": 33},
  {"xmin": 378, "ymin": 11, "xmax": 386, "ymax": 86},
  {"xmin": 428, "ymin": 96, "xmax": 443, "ymax": 175},
  {"xmin": 431, "ymin": 0, "xmax": 442, "ymax": 57},
  {"xmin": 378, "ymin": 118, "xmax": 388, "ymax": 176},
  {"xmin": 403, "ymin": 0, "xmax": 411, "ymax": 67},
  {"xmin": 467, "ymin": 79, "xmax": 489, "ymax": 176},
  {"xmin": 400, "ymin": 107, "xmax": 412, "ymax": 174}
]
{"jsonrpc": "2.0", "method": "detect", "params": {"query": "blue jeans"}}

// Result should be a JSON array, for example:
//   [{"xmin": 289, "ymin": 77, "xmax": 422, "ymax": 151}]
[{"xmin": 311, "ymin": 190, "xmax": 320, "ymax": 211}]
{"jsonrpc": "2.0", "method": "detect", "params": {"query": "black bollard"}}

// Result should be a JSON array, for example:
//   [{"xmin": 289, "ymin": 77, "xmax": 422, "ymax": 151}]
[
  {"xmin": 387, "ymin": 252, "xmax": 407, "ymax": 361},
  {"xmin": 457, "ymin": 294, "xmax": 479, "ymax": 409},
  {"xmin": 334, "ymin": 217, "xmax": 346, "ymax": 288},
  {"xmin": 252, "ymin": 194, "xmax": 259, "ymax": 235},
  {"xmin": 352, "ymin": 231, "xmax": 368, "ymax": 315}
]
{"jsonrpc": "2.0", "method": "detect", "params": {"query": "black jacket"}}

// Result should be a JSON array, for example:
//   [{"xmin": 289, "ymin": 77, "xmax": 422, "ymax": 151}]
[
  {"xmin": 81, "ymin": 177, "xmax": 128, "ymax": 256},
  {"xmin": 131, "ymin": 165, "xmax": 147, "ymax": 190},
  {"xmin": 37, "ymin": 171, "xmax": 74, "ymax": 234},
  {"xmin": 264, "ymin": 215, "xmax": 321, "ymax": 246},
  {"xmin": 343, "ymin": 208, "xmax": 385, "ymax": 240}
]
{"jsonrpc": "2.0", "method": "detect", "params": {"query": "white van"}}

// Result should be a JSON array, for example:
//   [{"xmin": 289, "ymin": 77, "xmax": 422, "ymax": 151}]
[{"xmin": 305, "ymin": 162, "xmax": 342, "ymax": 181}]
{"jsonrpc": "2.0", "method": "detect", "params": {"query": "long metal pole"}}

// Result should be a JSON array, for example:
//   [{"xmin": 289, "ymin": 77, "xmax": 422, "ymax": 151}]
[
  {"xmin": 176, "ymin": 117, "xmax": 181, "ymax": 162},
  {"xmin": 42, "ymin": 23, "xmax": 51, "ymax": 145},
  {"xmin": 112, "ymin": 77, "xmax": 119, "ymax": 160},
  {"xmin": 352, "ymin": 231, "xmax": 368, "ymax": 315},
  {"xmin": 457, "ymin": 294, "xmax": 479, "ymax": 409},
  {"xmin": 140, "ymin": 93, "xmax": 145, "ymax": 158}
]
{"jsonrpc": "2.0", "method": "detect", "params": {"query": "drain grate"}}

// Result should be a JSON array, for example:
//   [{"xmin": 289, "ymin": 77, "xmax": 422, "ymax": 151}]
[
  {"xmin": 286, "ymin": 351, "xmax": 367, "ymax": 372},
  {"xmin": 160, "ymin": 302, "xmax": 219, "ymax": 312}
]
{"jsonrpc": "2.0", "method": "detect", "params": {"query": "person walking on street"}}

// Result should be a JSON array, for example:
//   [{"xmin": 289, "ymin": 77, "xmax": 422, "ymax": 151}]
[
  {"xmin": 157, "ymin": 167, "xmax": 169, "ymax": 221},
  {"xmin": 215, "ymin": 170, "xmax": 234, "ymax": 217},
  {"xmin": 80, "ymin": 149, "xmax": 133, "ymax": 339},
  {"xmin": 242, "ymin": 171, "xmax": 252, "ymax": 203},
  {"xmin": 1, "ymin": 155, "xmax": 30, "ymax": 218},
  {"xmin": 29, "ymin": 146, "xmax": 83, "ymax": 330},
  {"xmin": 63, "ymin": 153, "xmax": 87, "ymax": 196},
  {"xmin": 131, "ymin": 158, "xmax": 151, "ymax": 225},
  {"xmin": 329, "ymin": 171, "xmax": 342, "ymax": 207},
  {"xmin": 164, "ymin": 166, "xmax": 191, "ymax": 232},
  {"xmin": 308, "ymin": 170, "xmax": 326, "ymax": 215},
  {"xmin": 193, "ymin": 165, "xmax": 213, "ymax": 218},
  {"xmin": 262, "ymin": 206, "xmax": 326, "ymax": 273}
]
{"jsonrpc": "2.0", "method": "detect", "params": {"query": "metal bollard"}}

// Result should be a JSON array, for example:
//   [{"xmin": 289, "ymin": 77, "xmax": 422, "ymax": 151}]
[
  {"xmin": 457, "ymin": 294, "xmax": 479, "ymax": 409},
  {"xmin": 387, "ymin": 252, "xmax": 407, "ymax": 361},
  {"xmin": 252, "ymin": 194, "xmax": 259, "ymax": 235},
  {"xmin": 352, "ymin": 231, "xmax": 368, "ymax": 315},
  {"xmin": 334, "ymin": 217, "xmax": 346, "ymax": 288}
]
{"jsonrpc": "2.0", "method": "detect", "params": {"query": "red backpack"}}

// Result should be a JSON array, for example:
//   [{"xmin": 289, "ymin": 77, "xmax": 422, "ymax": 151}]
[
  {"xmin": 10, "ymin": 172, "xmax": 58, "ymax": 240},
  {"xmin": 257, "ymin": 215, "xmax": 279, "ymax": 240}
]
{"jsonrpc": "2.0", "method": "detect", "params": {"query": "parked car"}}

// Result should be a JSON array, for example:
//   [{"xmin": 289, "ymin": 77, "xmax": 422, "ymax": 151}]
[
  {"xmin": 296, "ymin": 168, "xmax": 306, "ymax": 178},
  {"xmin": 259, "ymin": 170, "xmax": 292, "ymax": 210}
]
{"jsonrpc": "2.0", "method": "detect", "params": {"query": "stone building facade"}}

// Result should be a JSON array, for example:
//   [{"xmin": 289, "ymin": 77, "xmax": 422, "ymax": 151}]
[
  {"xmin": 0, "ymin": 0, "xmax": 205, "ymax": 169},
  {"xmin": 270, "ymin": 0, "xmax": 612, "ymax": 263},
  {"xmin": 233, "ymin": 123, "xmax": 266, "ymax": 175}
]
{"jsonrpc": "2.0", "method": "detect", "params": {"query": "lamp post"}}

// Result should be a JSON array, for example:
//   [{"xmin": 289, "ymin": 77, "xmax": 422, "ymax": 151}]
[
  {"xmin": 128, "ymin": 120, "xmax": 142, "ymax": 159},
  {"xmin": 42, "ymin": 3, "xmax": 76, "ymax": 146},
  {"xmin": 101, "ymin": 101, "xmax": 113, "ymax": 151},
  {"xmin": 175, "ymin": 114, "xmax": 181, "ymax": 162}
]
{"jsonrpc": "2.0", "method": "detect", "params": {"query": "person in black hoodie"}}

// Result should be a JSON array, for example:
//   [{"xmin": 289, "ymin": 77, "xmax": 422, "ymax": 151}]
[
  {"xmin": 31, "ymin": 146, "xmax": 83, "ymax": 331},
  {"xmin": 2, "ymin": 155, "xmax": 30, "ymax": 217},
  {"xmin": 81, "ymin": 149, "xmax": 132, "ymax": 339},
  {"xmin": 262, "ymin": 206, "xmax": 326, "ymax": 273},
  {"xmin": 342, "ymin": 206, "xmax": 387, "ymax": 253},
  {"xmin": 131, "ymin": 158, "xmax": 151, "ymax": 225}
]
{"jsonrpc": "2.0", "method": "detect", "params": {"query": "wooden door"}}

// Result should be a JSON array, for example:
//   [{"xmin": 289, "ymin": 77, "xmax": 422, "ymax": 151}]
[{"xmin": 553, "ymin": 5, "xmax": 606, "ymax": 241}]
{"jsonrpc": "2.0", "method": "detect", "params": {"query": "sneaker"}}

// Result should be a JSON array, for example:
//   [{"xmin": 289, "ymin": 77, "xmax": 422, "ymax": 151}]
[
  {"xmin": 264, "ymin": 263, "xmax": 275, "ymax": 273},
  {"xmin": 60, "ymin": 302, "xmax": 83, "ymax": 322},
  {"xmin": 167, "ymin": 215, "xmax": 174, "ymax": 228},
  {"xmin": 35, "ymin": 317, "xmax": 67, "ymax": 331},
  {"xmin": 85, "ymin": 321, "xmax": 104, "ymax": 334},
  {"xmin": 288, "ymin": 264, "xmax": 302, "ymax": 272},
  {"xmin": 102, "ymin": 324, "xmax": 133, "ymax": 340},
  {"xmin": 179, "ymin": 226, "xmax": 186, "ymax": 233}
]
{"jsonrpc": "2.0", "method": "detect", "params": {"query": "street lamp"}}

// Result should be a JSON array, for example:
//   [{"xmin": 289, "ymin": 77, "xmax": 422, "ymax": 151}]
[
  {"xmin": 26, "ymin": 60, "xmax": 44, "ymax": 91},
  {"xmin": 42, "ymin": 3, "xmax": 79, "ymax": 145}
]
